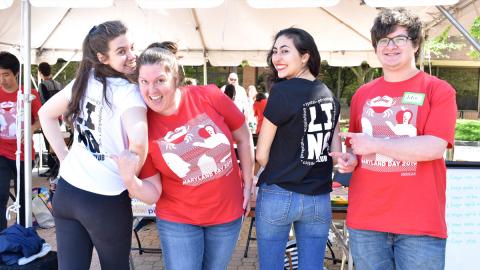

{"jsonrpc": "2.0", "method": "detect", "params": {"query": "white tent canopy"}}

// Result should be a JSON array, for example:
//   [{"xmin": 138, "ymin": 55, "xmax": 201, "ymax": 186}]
[{"xmin": 0, "ymin": 0, "xmax": 478, "ymax": 67}]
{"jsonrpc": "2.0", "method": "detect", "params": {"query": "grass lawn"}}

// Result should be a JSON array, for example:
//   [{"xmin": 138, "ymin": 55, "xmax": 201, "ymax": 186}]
[{"xmin": 455, "ymin": 119, "xmax": 480, "ymax": 141}]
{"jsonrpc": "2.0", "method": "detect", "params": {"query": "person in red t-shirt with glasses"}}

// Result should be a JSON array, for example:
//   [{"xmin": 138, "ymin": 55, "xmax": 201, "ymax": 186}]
[{"xmin": 333, "ymin": 8, "xmax": 457, "ymax": 270}]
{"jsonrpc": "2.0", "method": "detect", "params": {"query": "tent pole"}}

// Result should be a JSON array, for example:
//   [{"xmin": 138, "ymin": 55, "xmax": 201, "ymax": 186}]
[
  {"xmin": 52, "ymin": 51, "xmax": 78, "ymax": 80},
  {"xmin": 21, "ymin": 0, "xmax": 32, "ymax": 228},
  {"xmin": 436, "ymin": 5, "xmax": 480, "ymax": 52},
  {"xmin": 203, "ymin": 54, "xmax": 207, "ymax": 85}
]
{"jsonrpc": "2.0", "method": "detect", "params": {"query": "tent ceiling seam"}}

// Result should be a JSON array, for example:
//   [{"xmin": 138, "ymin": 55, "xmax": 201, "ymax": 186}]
[{"xmin": 38, "ymin": 8, "xmax": 72, "ymax": 54}]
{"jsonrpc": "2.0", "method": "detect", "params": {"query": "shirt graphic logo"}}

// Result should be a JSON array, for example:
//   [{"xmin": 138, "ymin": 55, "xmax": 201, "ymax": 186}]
[
  {"xmin": 301, "ymin": 98, "xmax": 335, "ymax": 166},
  {"xmin": 361, "ymin": 95, "xmax": 418, "ymax": 174},
  {"xmin": 157, "ymin": 113, "xmax": 233, "ymax": 186},
  {"xmin": 0, "ymin": 101, "xmax": 18, "ymax": 139},
  {"xmin": 75, "ymin": 100, "xmax": 104, "ymax": 161}
]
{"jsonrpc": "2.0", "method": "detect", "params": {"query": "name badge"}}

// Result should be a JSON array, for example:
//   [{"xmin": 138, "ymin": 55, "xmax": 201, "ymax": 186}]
[{"xmin": 402, "ymin": 92, "xmax": 425, "ymax": 106}]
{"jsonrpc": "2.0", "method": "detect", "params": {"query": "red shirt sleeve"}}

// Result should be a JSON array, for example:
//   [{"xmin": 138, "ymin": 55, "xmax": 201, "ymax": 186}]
[
  {"xmin": 203, "ymin": 84, "xmax": 245, "ymax": 131},
  {"xmin": 422, "ymin": 79, "xmax": 457, "ymax": 148},
  {"xmin": 31, "ymin": 90, "xmax": 42, "ymax": 119},
  {"xmin": 139, "ymin": 152, "xmax": 158, "ymax": 179}
]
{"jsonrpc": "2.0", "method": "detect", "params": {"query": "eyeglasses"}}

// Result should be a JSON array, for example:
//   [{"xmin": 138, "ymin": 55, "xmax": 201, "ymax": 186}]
[{"xmin": 377, "ymin": 35, "xmax": 412, "ymax": 48}]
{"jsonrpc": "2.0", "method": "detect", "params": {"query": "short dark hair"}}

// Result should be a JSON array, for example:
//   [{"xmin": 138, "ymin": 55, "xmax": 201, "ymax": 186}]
[
  {"xmin": 255, "ymin": 92, "xmax": 267, "ymax": 102},
  {"xmin": 371, "ymin": 8, "xmax": 423, "ymax": 59},
  {"xmin": 224, "ymin": 84, "xmax": 236, "ymax": 100},
  {"xmin": 0, "ymin": 51, "xmax": 20, "ymax": 75},
  {"xmin": 267, "ymin": 28, "xmax": 321, "ymax": 82},
  {"xmin": 38, "ymin": 62, "xmax": 52, "ymax": 76}
]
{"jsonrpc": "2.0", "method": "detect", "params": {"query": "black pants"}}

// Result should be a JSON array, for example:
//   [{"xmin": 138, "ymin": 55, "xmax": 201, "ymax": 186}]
[
  {"xmin": 53, "ymin": 178, "xmax": 133, "ymax": 270},
  {"xmin": 0, "ymin": 156, "xmax": 26, "ymax": 231}
]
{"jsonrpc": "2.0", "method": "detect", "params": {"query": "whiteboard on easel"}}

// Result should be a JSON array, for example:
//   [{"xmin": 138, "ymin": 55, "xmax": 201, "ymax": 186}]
[{"xmin": 445, "ymin": 166, "xmax": 480, "ymax": 270}]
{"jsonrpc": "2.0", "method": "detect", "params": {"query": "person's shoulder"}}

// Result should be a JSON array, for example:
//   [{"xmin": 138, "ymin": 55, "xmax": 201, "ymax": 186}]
[
  {"xmin": 188, "ymin": 84, "xmax": 221, "ymax": 94},
  {"xmin": 107, "ymin": 76, "xmax": 133, "ymax": 87}
]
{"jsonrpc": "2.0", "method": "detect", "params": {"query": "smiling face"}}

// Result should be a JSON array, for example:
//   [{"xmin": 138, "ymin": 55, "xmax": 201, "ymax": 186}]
[
  {"xmin": 375, "ymin": 26, "xmax": 418, "ymax": 74},
  {"xmin": 271, "ymin": 35, "xmax": 309, "ymax": 80},
  {"xmin": 138, "ymin": 63, "xmax": 179, "ymax": 116},
  {"xmin": 97, "ymin": 34, "xmax": 136, "ymax": 75}
]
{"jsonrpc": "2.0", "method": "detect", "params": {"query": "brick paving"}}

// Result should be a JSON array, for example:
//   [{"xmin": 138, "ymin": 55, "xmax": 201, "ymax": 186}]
[{"xmin": 25, "ymin": 170, "xmax": 348, "ymax": 270}]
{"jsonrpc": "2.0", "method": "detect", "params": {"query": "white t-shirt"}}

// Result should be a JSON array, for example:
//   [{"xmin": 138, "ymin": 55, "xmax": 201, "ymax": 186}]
[
  {"xmin": 221, "ymin": 84, "xmax": 248, "ymax": 113},
  {"xmin": 59, "ymin": 73, "xmax": 146, "ymax": 195}
]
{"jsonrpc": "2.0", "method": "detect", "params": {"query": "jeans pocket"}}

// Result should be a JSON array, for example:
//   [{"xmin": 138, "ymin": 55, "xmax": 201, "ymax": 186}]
[
  {"xmin": 313, "ymin": 193, "xmax": 331, "ymax": 223},
  {"xmin": 258, "ymin": 185, "xmax": 291, "ymax": 225}
]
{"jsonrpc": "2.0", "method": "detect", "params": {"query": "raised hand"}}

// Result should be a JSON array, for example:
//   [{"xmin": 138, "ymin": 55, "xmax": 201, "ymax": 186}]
[
  {"xmin": 339, "ymin": 132, "xmax": 378, "ymax": 156},
  {"xmin": 329, "ymin": 151, "xmax": 358, "ymax": 173},
  {"xmin": 111, "ymin": 150, "xmax": 139, "ymax": 187}
]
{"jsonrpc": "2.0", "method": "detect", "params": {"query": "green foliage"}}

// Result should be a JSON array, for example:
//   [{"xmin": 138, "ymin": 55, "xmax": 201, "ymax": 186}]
[
  {"xmin": 468, "ymin": 16, "xmax": 480, "ymax": 59},
  {"xmin": 424, "ymin": 26, "xmax": 464, "ymax": 58},
  {"xmin": 437, "ymin": 67, "xmax": 479, "ymax": 110},
  {"xmin": 455, "ymin": 120, "xmax": 480, "ymax": 141}
]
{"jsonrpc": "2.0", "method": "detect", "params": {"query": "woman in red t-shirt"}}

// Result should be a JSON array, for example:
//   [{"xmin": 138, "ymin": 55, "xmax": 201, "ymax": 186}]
[
  {"xmin": 114, "ymin": 42, "xmax": 255, "ymax": 269},
  {"xmin": 253, "ymin": 92, "xmax": 267, "ymax": 134}
]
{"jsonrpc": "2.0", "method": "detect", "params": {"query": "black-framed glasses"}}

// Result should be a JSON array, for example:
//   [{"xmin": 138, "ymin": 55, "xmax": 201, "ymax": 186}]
[{"xmin": 377, "ymin": 35, "xmax": 412, "ymax": 47}]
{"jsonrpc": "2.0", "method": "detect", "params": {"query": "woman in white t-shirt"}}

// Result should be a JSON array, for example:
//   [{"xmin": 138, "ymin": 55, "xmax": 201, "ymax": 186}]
[{"xmin": 38, "ymin": 20, "xmax": 147, "ymax": 270}]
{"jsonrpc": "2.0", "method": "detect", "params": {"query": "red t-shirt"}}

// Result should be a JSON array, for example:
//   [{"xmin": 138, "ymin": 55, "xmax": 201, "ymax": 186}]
[
  {"xmin": 346, "ymin": 71, "xmax": 457, "ymax": 238},
  {"xmin": 140, "ymin": 85, "xmax": 246, "ymax": 226},
  {"xmin": 0, "ymin": 87, "xmax": 41, "ymax": 161},
  {"xmin": 253, "ymin": 99, "xmax": 267, "ymax": 134}
]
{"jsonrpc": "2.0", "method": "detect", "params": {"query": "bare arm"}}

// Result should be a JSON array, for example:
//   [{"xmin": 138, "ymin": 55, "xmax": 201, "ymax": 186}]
[
  {"xmin": 330, "ymin": 122, "xmax": 342, "ymax": 166},
  {"xmin": 232, "ymin": 122, "xmax": 255, "ymax": 216},
  {"xmin": 112, "ymin": 150, "xmax": 162, "ymax": 205},
  {"xmin": 255, "ymin": 118, "xmax": 277, "ymax": 167},
  {"xmin": 121, "ymin": 106, "xmax": 148, "ymax": 175},
  {"xmin": 343, "ymin": 132, "xmax": 448, "ymax": 162},
  {"xmin": 329, "ymin": 122, "xmax": 358, "ymax": 173},
  {"xmin": 38, "ymin": 90, "xmax": 69, "ymax": 161}
]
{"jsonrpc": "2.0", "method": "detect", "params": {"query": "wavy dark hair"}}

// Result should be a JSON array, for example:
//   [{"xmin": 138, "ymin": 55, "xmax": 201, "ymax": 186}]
[
  {"xmin": 65, "ymin": 20, "xmax": 129, "ymax": 125},
  {"xmin": 266, "ymin": 28, "xmax": 321, "ymax": 83},
  {"xmin": 136, "ymin": 42, "xmax": 181, "ymax": 87},
  {"xmin": 371, "ymin": 8, "xmax": 423, "ymax": 60}
]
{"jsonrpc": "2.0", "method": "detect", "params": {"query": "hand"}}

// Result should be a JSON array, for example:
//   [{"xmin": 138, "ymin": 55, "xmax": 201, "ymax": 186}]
[
  {"xmin": 111, "ymin": 150, "xmax": 139, "ymax": 187},
  {"xmin": 242, "ymin": 183, "xmax": 253, "ymax": 218},
  {"xmin": 329, "ymin": 152, "xmax": 358, "ymax": 173},
  {"xmin": 339, "ymin": 132, "xmax": 378, "ymax": 156}
]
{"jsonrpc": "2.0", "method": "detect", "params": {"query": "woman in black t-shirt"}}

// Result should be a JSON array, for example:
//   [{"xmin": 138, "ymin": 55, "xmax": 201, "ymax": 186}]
[{"xmin": 255, "ymin": 28, "xmax": 357, "ymax": 269}]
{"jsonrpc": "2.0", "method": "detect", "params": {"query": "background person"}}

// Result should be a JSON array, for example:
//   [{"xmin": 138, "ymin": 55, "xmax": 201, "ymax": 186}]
[
  {"xmin": 113, "ymin": 43, "xmax": 254, "ymax": 270},
  {"xmin": 344, "ymin": 8, "xmax": 457, "ymax": 270},
  {"xmin": 221, "ymin": 72, "xmax": 248, "ymax": 114},
  {"xmin": 255, "ymin": 28, "xmax": 356, "ymax": 270},
  {"xmin": 38, "ymin": 62, "xmax": 63, "ymax": 178},
  {"xmin": 39, "ymin": 20, "xmax": 147, "ymax": 270},
  {"xmin": 0, "ymin": 51, "xmax": 42, "ymax": 230}
]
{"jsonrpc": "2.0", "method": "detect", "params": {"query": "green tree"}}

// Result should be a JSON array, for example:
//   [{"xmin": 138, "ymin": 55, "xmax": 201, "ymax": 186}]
[
  {"xmin": 468, "ymin": 16, "xmax": 480, "ymax": 59},
  {"xmin": 424, "ymin": 26, "xmax": 464, "ymax": 58}
]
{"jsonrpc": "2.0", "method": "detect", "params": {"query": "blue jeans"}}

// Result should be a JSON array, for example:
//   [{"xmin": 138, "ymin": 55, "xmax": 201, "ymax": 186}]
[
  {"xmin": 256, "ymin": 183, "xmax": 331, "ymax": 270},
  {"xmin": 348, "ymin": 228, "xmax": 446, "ymax": 270},
  {"xmin": 156, "ymin": 217, "xmax": 242, "ymax": 270}
]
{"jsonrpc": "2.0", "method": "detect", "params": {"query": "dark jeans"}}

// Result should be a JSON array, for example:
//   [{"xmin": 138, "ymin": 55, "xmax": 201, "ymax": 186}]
[
  {"xmin": 0, "ymin": 156, "xmax": 26, "ymax": 231},
  {"xmin": 53, "ymin": 178, "xmax": 133, "ymax": 270}
]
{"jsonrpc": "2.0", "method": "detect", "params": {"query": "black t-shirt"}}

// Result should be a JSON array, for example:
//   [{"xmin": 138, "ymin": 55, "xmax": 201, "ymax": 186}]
[
  {"xmin": 39, "ymin": 79, "xmax": 62, "ymax": 104},
  {"xmin": 258, "ymin": 78, "xmax": 340, "ymax": 195}
]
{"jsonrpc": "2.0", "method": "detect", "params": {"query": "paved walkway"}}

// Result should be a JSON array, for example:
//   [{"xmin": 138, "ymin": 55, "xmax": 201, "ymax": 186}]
[
  {"xmin": 27, "ymin": 171, "xmax": 346, "ymax": 270},
  {"xmin": 16, "ymin": 144, "xmax": 480, "ymax": 269}
]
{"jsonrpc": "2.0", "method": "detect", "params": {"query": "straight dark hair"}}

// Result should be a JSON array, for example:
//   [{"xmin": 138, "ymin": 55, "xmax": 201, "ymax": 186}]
[
  {"xmin": 0, "ymin": 51, "xmax": 20, "ymax": 75},
  {"xmin": 65, "ymin": 20, "xmax": 129, "ymax": 125},
  {"xmin": 267, "ymin": 28, "xmax": 321, "ymax": 83}
]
